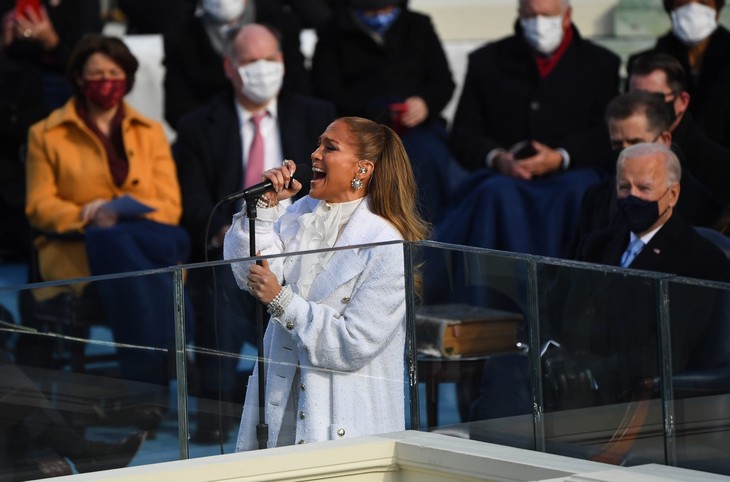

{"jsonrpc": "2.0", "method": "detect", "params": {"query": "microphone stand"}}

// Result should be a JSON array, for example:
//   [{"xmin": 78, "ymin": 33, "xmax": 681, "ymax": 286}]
[{"xmin": 245, "ymin": 195, "xmax": 268, "ymax": 450}]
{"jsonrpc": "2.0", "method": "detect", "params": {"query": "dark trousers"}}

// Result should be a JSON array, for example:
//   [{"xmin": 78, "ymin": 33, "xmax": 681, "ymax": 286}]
[
  {"xmin": 189, "ymin": 265, "xmax": 257, "ymax": 399},
  {"xmin": 85, "ymin": 220, "xmax": 194, "ymax": 387}
]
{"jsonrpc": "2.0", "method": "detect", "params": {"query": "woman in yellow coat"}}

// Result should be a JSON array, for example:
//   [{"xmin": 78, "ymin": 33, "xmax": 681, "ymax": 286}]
[
  {"xmin": 26, "ymin": 34, "xmax": 182, "ymax": 284},
  {"xmin": 24, "ymin": 35, "xmax": 192, "ymax": 419}
]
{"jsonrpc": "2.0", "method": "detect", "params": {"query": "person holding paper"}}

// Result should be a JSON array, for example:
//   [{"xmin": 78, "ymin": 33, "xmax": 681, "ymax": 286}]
[{"xmin": 24, "ymin": 34, "xmax": 192, "ymax": 432}]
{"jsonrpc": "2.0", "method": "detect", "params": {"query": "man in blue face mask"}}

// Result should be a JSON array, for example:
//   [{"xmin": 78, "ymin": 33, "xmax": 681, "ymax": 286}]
[
  {"xmin": 352, "ymin": 0, "xmax": 402, "ymax": 36},
  {"xmin": 311, "ymin": 0, "xmax": 459, "ymax": 223}
]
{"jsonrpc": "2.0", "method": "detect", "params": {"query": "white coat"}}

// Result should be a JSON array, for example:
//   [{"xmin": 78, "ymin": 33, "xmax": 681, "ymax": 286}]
[{"xmin": 223, "ymin": 196, "xmax": 407, "ymax": 451}]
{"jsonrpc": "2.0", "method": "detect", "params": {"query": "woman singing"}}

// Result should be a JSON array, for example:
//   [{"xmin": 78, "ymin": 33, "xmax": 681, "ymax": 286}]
[{"xmin": 224, "ymin": 116, "xmax": 428, "ymax": 449}]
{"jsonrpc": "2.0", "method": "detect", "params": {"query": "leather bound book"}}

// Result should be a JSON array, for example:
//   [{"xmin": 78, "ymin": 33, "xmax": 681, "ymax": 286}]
[{"xmin": 415, "ymin": 304, "xmax": 523, "ymax": 358}]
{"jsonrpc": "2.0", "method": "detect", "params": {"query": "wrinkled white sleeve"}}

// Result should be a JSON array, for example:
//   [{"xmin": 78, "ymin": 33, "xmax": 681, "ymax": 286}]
[{"xmin": 223, "ymin": 202, "xmax": 287, "ymax": 291}]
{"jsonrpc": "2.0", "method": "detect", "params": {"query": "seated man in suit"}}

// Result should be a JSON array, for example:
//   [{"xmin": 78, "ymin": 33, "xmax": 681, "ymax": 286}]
[
  {"xmin": 440, "ymin": 0, "xmax": 619, "ymax": 260},
  {"xmin": 174, "ymin": 23, "xmax": 335, "ymax": 443},
  {"xmin": 628, "ymin": 52, "xmax": 730, "ymax": 227},
  {"xmin": 568, "ymin": 89, "xmax": 722, "ymax": 255},
  {"xmin": 576, "ymin": 143, "xmax": 730, "ymax": 280},
  {"xmin": 470, "ymin": 143, "xmax": 730, "ymax": 424},
  {"xmin": 310, "ymin": 0, "xmax": 459, "ymax": 223}
]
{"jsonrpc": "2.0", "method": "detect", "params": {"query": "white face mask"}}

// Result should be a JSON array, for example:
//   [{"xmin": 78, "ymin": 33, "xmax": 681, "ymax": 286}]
[
  {"xmin": 237, "ymin": 60, "xmax": 284, "ymax": 104},
  {"xmin": 671, "ymin": 3, "xmax": 718, "ymax": 45},
  {"xmin": 202, "ymin": 0, "xmax": 245, "ymax": 24},
  {"xmin": 520, "ymin": 14, "xmax": 565, "ymax": 55}
]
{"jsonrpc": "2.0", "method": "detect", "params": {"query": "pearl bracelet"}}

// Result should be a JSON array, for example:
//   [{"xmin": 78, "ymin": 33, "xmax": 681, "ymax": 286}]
[{"xmin": 267, "ymin": 285, "xmax": 293, "ymax": 319}]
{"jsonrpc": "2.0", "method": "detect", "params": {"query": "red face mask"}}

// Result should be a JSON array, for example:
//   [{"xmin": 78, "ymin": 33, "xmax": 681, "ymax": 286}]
[{"xmin": 82, "ymin": 78, "xmax": 127, "ymax": 110}]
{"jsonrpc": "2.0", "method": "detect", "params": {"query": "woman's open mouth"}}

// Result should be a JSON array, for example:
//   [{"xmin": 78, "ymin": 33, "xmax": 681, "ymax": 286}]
[{"xmin": 312, "ymin": 166, "xmax": 326, "ymax": 182}]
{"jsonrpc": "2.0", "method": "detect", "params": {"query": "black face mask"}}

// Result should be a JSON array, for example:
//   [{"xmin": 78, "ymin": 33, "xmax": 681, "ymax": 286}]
[
  {"xmin": 617, "ymin": 189, "xmax": 670, "ymax": 234},
  {"xmin": 665, "ymin": 99, "xmax": 677, "ymax": 126}
]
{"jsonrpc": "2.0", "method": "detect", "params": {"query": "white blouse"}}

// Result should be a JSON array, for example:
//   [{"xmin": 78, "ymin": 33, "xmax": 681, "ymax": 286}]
[{"xmin": 293, "ymin": 197, "xmax": 364, "ymax": 298}]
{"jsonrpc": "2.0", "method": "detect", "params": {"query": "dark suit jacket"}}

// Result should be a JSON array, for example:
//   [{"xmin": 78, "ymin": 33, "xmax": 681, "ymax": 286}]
[
  {"xmin": 311, "ymin": 6, "xmax": 455, "ymax": 123},
  {"xmin": 672, "ymin": 112, "xmax": 730, "ymax": 208},
  {"xmin": 450, "ymin": 23, "xmax": 620, "ymax": 172},
  {"xmin": 545, "ymin": 214, "xmax": 730, "ymax": 404},
  {"xmin": 567, "ymin": 113, "xmax": 730, "ymax": 258},
  {"xmin": 628, "ymin": 26, "xmax": 730, "ymax": 150},
  {"xmin": 173, "ymin": 90, "xmax": 335, "ymax": 262},
  {"xmin": 576, "ymin": 213, "xmax": 730, "ymax": 283}
]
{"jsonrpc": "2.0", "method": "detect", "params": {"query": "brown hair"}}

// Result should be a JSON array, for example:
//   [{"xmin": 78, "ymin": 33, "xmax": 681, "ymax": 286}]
[
  {"xmin": 67, "ymin": 34, "xmax": 139, "ymax": 98},
  {"xmin": 628, "ymin": 52, "xmax": 687, "ymax": 93},
  {"xmin": 605, "ymin": 90, "xmax": 672, "ymax": 135},
  {"xmin": 340, "ymin": 117, "xmax": 430, "ymax": 294}
]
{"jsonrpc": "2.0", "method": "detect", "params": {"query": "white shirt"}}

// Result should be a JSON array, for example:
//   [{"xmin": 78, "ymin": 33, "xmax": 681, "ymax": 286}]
[{"xmin": 632, "ymin": 223, "xmax": 664, "ymax": 246}]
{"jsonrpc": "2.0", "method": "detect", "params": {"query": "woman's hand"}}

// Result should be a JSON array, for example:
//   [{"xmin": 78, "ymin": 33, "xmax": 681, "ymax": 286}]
[
  {"xmin": 260, "ymin": 159, "xmax": 301, "ymax": 205},
  {"xmin": 246, "ymin": 257, "xmax": 281, "ymax": 305},
  {"xmin": 401, "ymin": 96, "xmax": 429, "ymax": 128},
  {"xmin": 80, "ymin": 198, "xmax": 118, "ymax": 228},
  {"xmin": 13, "ymin": 6, "xmax": 59, "ymax": 51}
]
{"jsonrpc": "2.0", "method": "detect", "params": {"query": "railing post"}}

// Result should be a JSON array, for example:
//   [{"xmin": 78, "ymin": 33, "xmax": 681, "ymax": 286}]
[
  {"xmin": 526, "ymin": 260, "xmax": 545, "ymax": 452},
  {"xmin": 173, "ymin": 269, "xmax": 190, "ymax": 460},
  {"xmin": 404, "ymin": 243, "xmax": 420, "ymax": 431},
  {"xmin": 657, "ymin": 278, "xmax": 676, "ymax": 466}
]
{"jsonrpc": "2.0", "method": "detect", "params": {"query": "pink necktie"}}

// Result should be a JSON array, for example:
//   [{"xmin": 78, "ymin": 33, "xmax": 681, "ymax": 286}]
[{"xmin": 244, "ymin": 112, "xmax": 266, "ymax": 189}]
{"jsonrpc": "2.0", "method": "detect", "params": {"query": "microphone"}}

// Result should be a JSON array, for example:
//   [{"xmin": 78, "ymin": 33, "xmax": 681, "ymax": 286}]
[
  {"xmin": 220, "ymin": 180, "xmax": 275, "ymax": 203},
  {"xmin": 219, "ymin": 163, "xmax": 296, "ymax": 203}
]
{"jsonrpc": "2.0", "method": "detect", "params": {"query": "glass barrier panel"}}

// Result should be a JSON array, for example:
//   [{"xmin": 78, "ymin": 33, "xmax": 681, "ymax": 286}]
[
  {"xmin": 182, "ymin": 242, "xmax": 411, "ymax": 454},
  {"xmin": 534, "ymin": 260, "xmax": 667, "ymax": 466},
  {"xmin": 0, "ymin": 270, "xmax": 186, "ymax": 480},
  {"xmin": 419, "ymin": 243, "xmax": 532, "ymax": 445},
  {"xmin": 182, "ymin": 259, "xmax": 257, "ymax": 456},
  {"xmin": 4, "ymin": 239, "xmax": 729, "ymax": 478},
  {"xmin": 667, "ymin": 277, "xmax": 730, "ymax": 477}
]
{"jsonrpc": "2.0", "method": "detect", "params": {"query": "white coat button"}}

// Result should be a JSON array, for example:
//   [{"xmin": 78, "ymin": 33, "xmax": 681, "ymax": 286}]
[
  {"xmin": 337, "ymin": 428, "xmax": 345, "ymax": 437},
  {"xmin": 299, "ymin": 411, "xmax": 305, "ymax": 420},
  {"xmin": 286, "ymin": 321, "xmax": 294, "ymax": 330},
  {"xmin": 341, "ymin": 297, "xmax": 350, "ymax": 304}
]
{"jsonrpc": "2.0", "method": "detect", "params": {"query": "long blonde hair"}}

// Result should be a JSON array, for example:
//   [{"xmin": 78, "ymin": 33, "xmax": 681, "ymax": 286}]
[{"xmin": 340, "ymin": 116, "xmax": 430, "ymax": 242}]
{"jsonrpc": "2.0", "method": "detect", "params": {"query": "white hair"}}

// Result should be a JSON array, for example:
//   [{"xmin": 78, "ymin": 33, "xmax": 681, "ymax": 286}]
[{"xmin": 617, "ymin": 142, "xmax": 682, "ymax": 187}]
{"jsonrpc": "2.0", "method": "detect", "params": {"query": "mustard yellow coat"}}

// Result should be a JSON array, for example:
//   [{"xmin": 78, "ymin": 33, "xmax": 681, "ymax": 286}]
[{"xmin": 25, "ymin": 98, "xmax": 182, "ymax": 285}]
